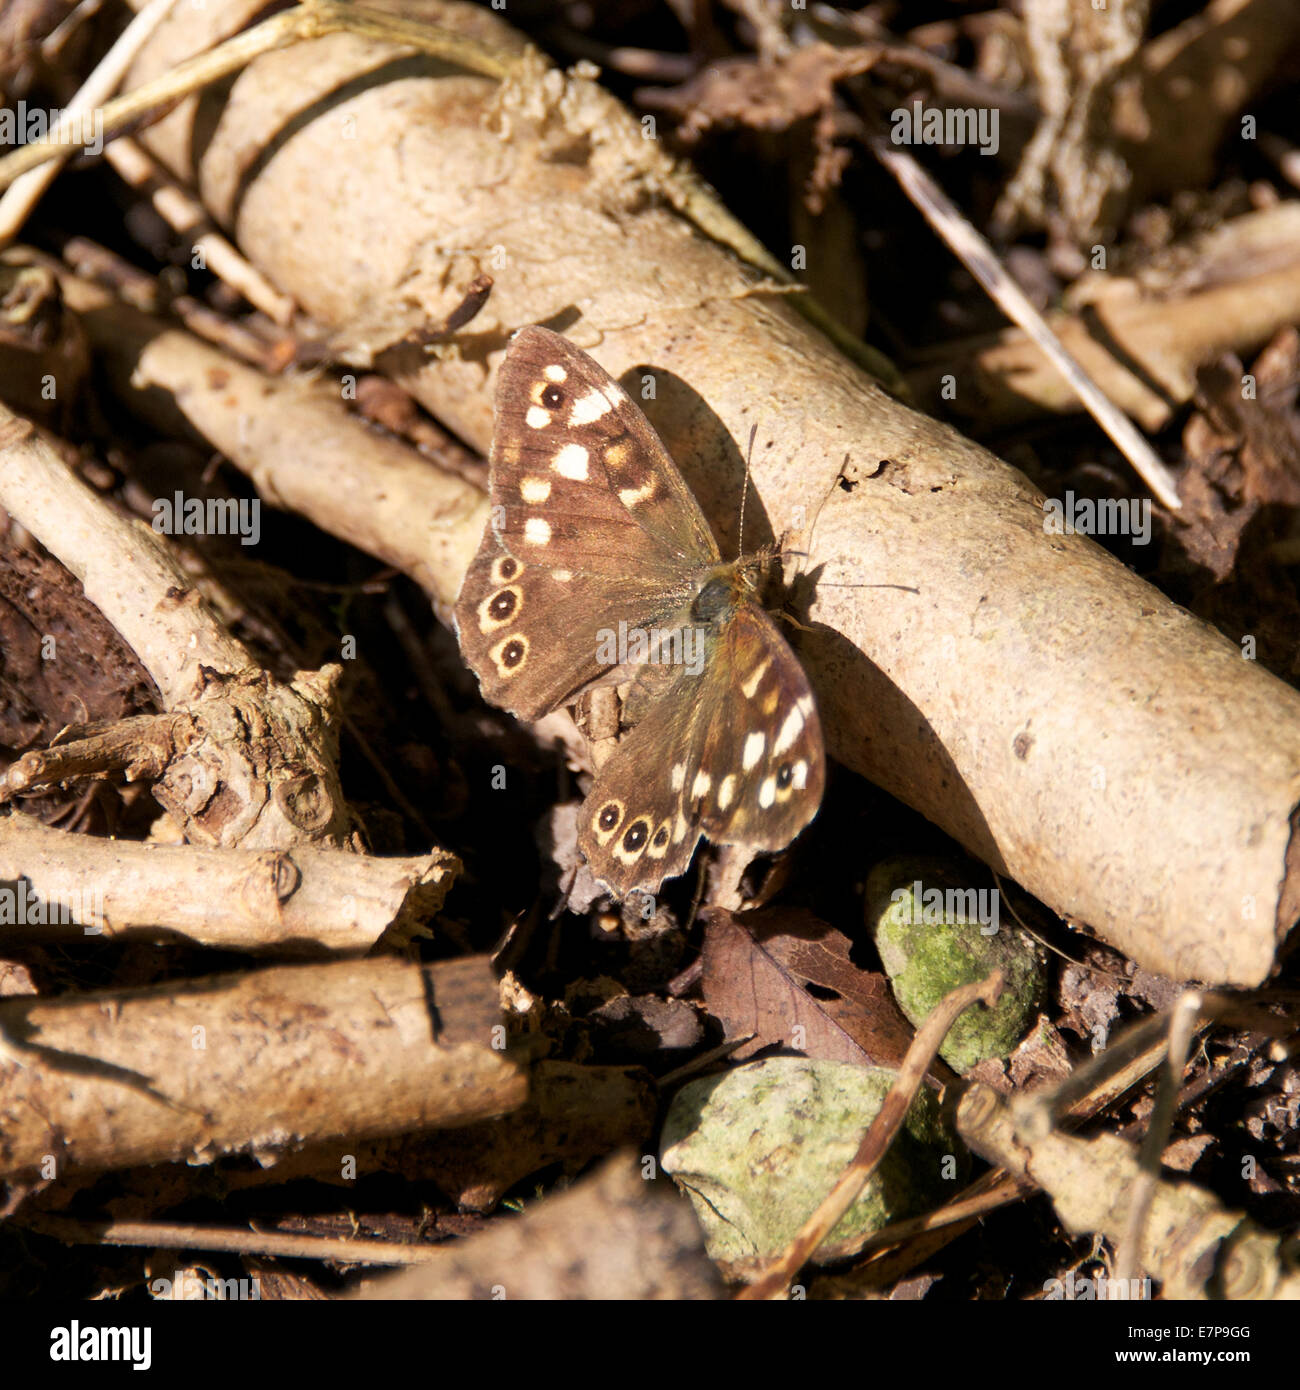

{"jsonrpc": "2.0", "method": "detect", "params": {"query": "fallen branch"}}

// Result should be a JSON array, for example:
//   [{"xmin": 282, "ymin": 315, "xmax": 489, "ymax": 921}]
[
  {"xmin": 0, "ymin": 955, "xmax": 524, "ymax": 1185},
  {"xmin": 0, "ymin": 810, "xmax": 457, "ymax": 952},
  {"xmin": 107, "ymin": 0, "xmax": 1300, "ymax": 984}
]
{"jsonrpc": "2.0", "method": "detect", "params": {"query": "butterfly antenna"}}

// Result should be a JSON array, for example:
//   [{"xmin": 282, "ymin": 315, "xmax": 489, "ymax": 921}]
[{"xmin": 738, "ymin": 424, "xmax": 757, "ymax": 559}]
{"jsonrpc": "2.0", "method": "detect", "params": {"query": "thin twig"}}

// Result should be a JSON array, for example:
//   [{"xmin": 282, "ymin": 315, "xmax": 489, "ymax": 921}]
[
  {"xmin": 20, "ymin": 1214, "xmax": 453, "ymax": 1266},
  {"xmin": 1114, "ymin": 989, "xmax": 1203, "ymax": 1286},
  {"xmin": 866, "ymin": 131, "xmax": 1183, "ymax": 511},
  {"xmin": 0, "ymin": 0, "xmax": 180, "ymax": 244},
  {"xmin": 103, "ymin": 138, "xmax": 296, "ymax": 324}
]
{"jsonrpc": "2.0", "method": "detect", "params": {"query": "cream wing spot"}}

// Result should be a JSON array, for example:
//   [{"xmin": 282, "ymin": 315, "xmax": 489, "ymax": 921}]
[
  {"xmin": 758, "ymin": 775, "xmax": 777, "ymax": 809},
  {"xmin": 570, "ymin": 388, "xmax": 612, "ymax": 425},
  {"xmin": 525, "ymin": 406, "xmax": 551, "ymax": 429},
  {"xmin": 552, "ymin": 569, "xmax": 573, "ymax": 582},
  {"xmin": 618, "ymin": 480, "xmax": 656, "ymax": 508},
  {"xmin": 670, "ymin": 763, "xmax": 686, "ymax": 792},
  {"xmin": 690, "ymin": 771, "xmax": 711, "ymax": 801},
  {"xmin": 520, "ymin": 476, "xmax": 551, "ymax": 503},
  {"xmin": 553, "ymin": 444, "xmax": 589, "ymax": 480},
  {"xmin": 672, "ymin": 810, "xmax": 689, "ymax": 844},
  {"xmin": 741, "ymin": 661, "xmax": 771, "ymax": 699},
  {"xmin": 742, "ymin": 731, "xmax": 766, "ymax": 771},
  {"xmin": 523, "ymin": 517, "xmax": 552, "ymax": 546},
  {"xmin": 717, "ymin": 774, "xmax": 737, "ymax": 811},
  {"xmin": 774, "ymin": 705, "xmax": 805, "ymax": 755},
  {"xmin": 543, "ymin": 364, "xmax": 567, "ymax": 382}
]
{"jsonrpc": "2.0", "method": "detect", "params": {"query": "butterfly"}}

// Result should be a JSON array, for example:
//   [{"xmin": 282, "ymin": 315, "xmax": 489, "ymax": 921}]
[{"xmin": 453, "ymin": 325, "xmax": 825, "ymax": 897}]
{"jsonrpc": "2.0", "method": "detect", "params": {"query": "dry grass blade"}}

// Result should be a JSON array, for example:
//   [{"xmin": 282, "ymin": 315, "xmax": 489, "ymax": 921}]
[
  {"xmin": 866, "ymin": 130, "xmax": 1182, "ymax": 511},
  {"xmin": 0, "ymin": 0, "xmax": 180, "ymax": 244}
]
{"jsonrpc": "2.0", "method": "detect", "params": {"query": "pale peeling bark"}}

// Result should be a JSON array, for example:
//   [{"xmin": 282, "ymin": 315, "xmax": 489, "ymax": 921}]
[{"xmin": 121, "ymin": 0, "xmax": 1300, "ymax": 985}]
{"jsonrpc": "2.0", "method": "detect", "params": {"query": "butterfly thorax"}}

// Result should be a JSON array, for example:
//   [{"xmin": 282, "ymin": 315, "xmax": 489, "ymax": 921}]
[{"xmin": 690, "ymin": 552, "xmax": 776, "ymax": 625}]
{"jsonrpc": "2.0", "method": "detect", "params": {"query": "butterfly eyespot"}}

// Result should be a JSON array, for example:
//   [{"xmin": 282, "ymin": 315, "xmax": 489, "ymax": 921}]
[
  {"xmin": 645, "ymin": 819, "xmax": 672, "ymax": 859},
  {"xmin": 477, "ymin": 585, "xmax": 522, "ymax": 633},
  {"xmin": 613, "ymin": 817, "xmax": 652, "ymax": 863},
  {"xmin": 492, "ymin": 556, "xmax": 519, "ymax": 583},
  {"xmin": 489, "ymin": 633, "xmax": 529, "ymax": 675},
  {"xmin": 541, "ymin": 384, "xmax": 564, "ymax": 409},
  {"xmin": 777, "ymin": 762, "xmax": 794, "ymax": 789},
  {"xmin": 591, "ymin": 799, "xmax": 626, "ymax": 846}
]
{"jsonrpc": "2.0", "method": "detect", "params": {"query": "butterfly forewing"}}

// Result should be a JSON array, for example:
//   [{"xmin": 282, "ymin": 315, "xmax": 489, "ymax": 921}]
[
  {"xmin": 488, "ymin": 326, "xmax": 719, "ymax": 576},
  {"xmin": 456, "ymin": 328, "xmax": 713, "ymax": 719}
]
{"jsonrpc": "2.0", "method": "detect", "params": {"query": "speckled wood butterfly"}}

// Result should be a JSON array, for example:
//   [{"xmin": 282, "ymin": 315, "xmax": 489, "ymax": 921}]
[{"xmin": 454, "ymin": 326, "xmax": 825, "ymax": 897}]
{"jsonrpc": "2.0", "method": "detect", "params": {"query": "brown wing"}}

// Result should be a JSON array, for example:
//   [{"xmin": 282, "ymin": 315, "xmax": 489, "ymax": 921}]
[
  {"xmin": 576, "ymin": 604, "xmax": 825, "ymax": 897},
  {"xmin": 454, "ymin": 326, "xmax": 719, "ymax": 721},
  {"xmin": 480, "ymin": 325, "xmax": 718, "ymax": 577}
]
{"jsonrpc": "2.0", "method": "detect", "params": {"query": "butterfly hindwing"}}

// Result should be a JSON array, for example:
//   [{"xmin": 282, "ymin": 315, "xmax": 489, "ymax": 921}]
[{"xmin": 576, "ymin": 604, "xmax": 825, "ymax": 896}]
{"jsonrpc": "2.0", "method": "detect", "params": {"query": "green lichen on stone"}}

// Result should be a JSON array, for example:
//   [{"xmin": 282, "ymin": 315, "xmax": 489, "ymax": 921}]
[
  {"xmin": 866, "ymin": 855, "xmax": 1045, "ymax": 1072},
  {"xmin": 660, "ymin": 1057, "xmax": 963, "ymax": 1267}
]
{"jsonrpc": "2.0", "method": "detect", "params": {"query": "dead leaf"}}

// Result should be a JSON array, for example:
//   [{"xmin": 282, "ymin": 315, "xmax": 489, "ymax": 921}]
[
  {"xmin": 642, "ymin": 42, "xmax": 880, "ymax": 144},
  {"xmin": 700, "ymin": 906, "xmax": 918, "ymax": 1068},
  {"xmin": 1173, "ymin": 331, "xmax": 1300, "ymax": 579}
]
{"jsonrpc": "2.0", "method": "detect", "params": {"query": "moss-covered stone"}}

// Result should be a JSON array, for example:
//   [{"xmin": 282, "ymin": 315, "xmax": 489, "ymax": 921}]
[
  {"xmin": 866, "ymin": 855, "xmax": 1045, "ymax": 1072},
  {"xmin": 660, "ymin": 1057, "xmax": 963, "ymax": 1267}
]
